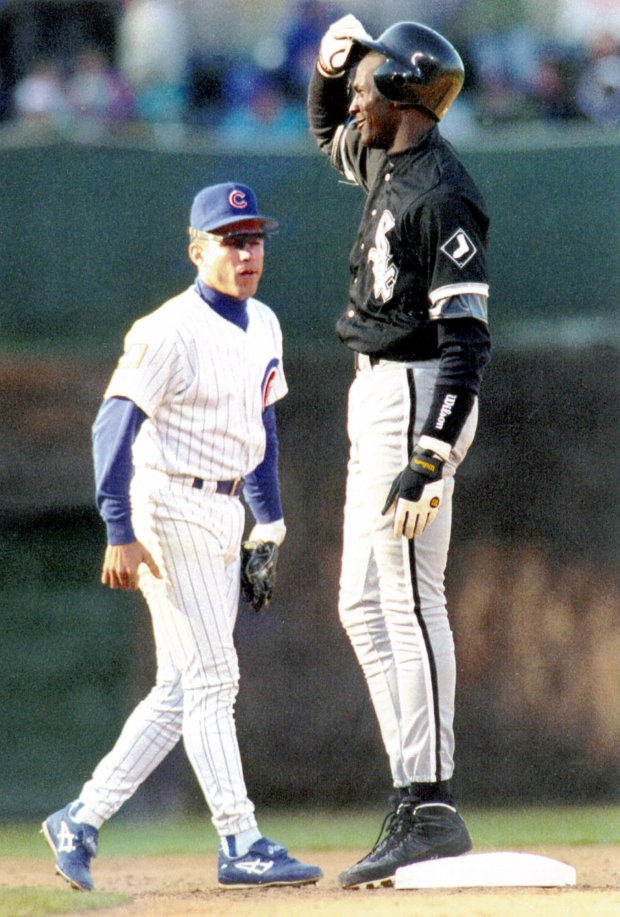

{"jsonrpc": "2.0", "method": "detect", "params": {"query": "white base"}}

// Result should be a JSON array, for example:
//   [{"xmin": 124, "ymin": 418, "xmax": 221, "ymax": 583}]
[{"xmin": 394, "ymin": 852, "xmax": 577, "ymax": 889}]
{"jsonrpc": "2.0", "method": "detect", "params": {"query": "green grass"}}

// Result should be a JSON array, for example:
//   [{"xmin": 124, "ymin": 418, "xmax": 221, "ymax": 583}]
[
  {"xmin": 2, "ymin": 808, "xmax": 617, "ymax": 916},
  {"xmin": 0, "ymin": 887, "xmax": 128, "ymax": 917},
  {"xmin": 3, "ymin": 805, "xmax": 619, "ymax": 859},
  {"xmin": 464, "ymin": 805, "xmax": 619, "ymax": 848}
]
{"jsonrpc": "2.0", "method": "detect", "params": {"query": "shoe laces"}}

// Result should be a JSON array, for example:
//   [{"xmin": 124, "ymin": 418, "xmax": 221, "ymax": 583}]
[
  {"xmin": 368, "ymin": 795, "xmax": 417, "ymax": 856},
  {"xmin": 80, "ymin": 826, "xmax": 98, "ymax": 859},
  {"xmin": 71, "ymin": 823, "xmax": 98, "ymax": 860}
]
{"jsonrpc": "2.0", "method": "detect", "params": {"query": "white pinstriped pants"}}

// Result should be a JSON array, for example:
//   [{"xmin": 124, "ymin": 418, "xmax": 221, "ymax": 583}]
[
  {"xmin": 79, "ymin": 472, "xmax": 256, "ymax": 837},
  {"xmin": 338, "ymin": 358, "xmax": 477, "ymax": 787}
]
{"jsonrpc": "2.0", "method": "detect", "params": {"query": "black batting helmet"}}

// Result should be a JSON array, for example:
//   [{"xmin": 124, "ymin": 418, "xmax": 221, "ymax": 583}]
[{"xmin": 353, "ymin": 21, "xmax": 464, "ymax": 121}]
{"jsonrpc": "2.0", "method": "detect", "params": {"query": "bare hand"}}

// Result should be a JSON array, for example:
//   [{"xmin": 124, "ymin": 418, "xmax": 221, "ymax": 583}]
[{"xmin": 101, "ymin": 541, "xmax": 162, "ymax": 591}]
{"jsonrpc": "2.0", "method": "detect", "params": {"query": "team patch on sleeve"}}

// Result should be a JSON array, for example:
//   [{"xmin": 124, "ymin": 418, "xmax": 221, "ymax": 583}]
[
  {"xmin": 440, "ymin": 229, "xmax": 477, "ymax": 268},
  {"xmin": 117, "ymin": 342, "xmax": 148, "ymax": 370},
  {"xmin": 262, "ymin": 365, "xmax": 278, "ymax": 409}
]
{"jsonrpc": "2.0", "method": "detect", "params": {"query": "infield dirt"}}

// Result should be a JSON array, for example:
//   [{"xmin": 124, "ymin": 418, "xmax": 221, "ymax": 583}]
[{"xmin": 3, "ymin": 845, "xmax": 620, "ymax": 916}]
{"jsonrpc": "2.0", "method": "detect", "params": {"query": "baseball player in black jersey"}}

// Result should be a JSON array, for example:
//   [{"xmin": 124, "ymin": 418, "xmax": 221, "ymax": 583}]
[{"xmin": 308, "ymin": 17, "xmax": 491, "ymax": 888}]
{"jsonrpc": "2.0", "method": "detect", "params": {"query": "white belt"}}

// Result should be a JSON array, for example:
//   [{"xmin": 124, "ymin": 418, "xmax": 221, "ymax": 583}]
[
  {"xmin": 354, "ymin": 353, "xmax": 440, "ymax": 372},
  {"xmin": 354, "ymin": 353, "xmax": 381, "ymax": 371}
]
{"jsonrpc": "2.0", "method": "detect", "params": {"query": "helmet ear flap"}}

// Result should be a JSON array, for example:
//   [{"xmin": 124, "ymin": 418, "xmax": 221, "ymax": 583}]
[
  {"xmin": 376, "ymin": 68, "xmax": 417, "ymax": 108},
  {"xmin": 374, "ymin": 65, "xmax": 423, "ymax": 104},
  {"xmin": 356, "ymin": 21, "xmax": 464, "ymax": 120},
  {"xmin": 390, "ymin": 71, "xmax": 412, "ymax": 92}
]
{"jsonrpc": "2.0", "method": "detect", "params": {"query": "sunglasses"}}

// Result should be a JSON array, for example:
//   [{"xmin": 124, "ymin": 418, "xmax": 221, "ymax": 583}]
[{"xmin": 191, "ymin": 229, "xmax": 272, "ymax": 250}]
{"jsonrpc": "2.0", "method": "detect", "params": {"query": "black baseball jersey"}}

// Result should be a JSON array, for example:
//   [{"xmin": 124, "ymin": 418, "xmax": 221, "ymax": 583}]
[{"xmin": 308, "ymin": 68, "xmax": 490, "ymax": 368}]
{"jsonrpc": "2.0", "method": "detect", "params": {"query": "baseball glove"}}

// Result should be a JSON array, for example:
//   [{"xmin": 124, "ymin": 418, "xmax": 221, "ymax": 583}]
[{"xmin": 240, "ymin": 540, "xmax": 279, "ymax": 612}]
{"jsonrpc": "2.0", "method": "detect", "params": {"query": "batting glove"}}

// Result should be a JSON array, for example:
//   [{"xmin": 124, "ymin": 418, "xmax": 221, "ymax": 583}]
[
  {"xmin": 318, "ymin": 14, "xmax": 372, "ymax": 77},
  {"xmin": 382, "ymin": 446, "xmax": 447, "ymax": 539}
]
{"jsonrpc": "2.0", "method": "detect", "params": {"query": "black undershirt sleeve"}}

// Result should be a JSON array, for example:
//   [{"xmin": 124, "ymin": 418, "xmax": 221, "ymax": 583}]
[
  {"xmin": 307, "ymin": 65, "xmax": 350, "ymax": 153},
  {"xmin": 419, "ymin": 318, "xmax": 491, "ymax": 446}
]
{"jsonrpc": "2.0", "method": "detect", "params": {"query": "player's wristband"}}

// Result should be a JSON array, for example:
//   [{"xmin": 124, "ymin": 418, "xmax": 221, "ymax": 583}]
[
  {"xmin": 416, "ymin": 435, "xmax": 451, "ymax": 463},
  {"xmin": 248, "ymin": 519, "xmax": 286, "ymax": 546}
]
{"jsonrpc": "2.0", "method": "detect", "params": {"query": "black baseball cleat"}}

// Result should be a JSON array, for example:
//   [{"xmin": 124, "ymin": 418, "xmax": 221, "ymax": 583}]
[{"xmin": 339, "ymin": 799, "xmax": 472, "ymax": 889}]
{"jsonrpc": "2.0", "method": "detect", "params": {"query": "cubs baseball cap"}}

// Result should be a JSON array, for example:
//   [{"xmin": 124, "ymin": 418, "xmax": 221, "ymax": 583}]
[{"xmin": 189, "ymin": 182, "xmax": 278, "ymax": 233}]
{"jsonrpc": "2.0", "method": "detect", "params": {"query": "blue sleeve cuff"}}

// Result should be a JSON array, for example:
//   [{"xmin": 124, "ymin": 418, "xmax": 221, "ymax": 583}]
[{"xmin": 104, "ymin": 516, "xmax": 137, "ymax": 546}]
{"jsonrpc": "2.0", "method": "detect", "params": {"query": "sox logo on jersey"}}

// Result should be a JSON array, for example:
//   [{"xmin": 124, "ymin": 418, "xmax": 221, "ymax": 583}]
[{"xmin": 368, "ymin": 209, "xmax": 398, "ymax": 302}]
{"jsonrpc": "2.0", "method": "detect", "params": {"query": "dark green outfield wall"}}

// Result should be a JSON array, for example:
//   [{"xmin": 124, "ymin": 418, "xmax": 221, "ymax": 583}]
[
  {"xmin": 1, "ymin": 136, "xmax": 619, "ymax": 818},
  {"xmin": 1, "ymin": 136, "xmax": 618, "ymax": 353},
  {"xmin": 1, "ymin": 344, "xmax": 619, "ymax": 818}
]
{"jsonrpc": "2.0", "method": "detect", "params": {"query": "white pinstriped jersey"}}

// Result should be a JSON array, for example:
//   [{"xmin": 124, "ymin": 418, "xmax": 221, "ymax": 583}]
[{"xmin": 104, "ymin": 286, "xmax": 287, "ymax": 482}]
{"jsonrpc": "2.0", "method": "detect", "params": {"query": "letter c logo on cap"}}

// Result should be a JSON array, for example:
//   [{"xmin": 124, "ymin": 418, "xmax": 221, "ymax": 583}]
[{"xmin": 229, "ymin": 189, "xmax": 248, "ymax": 210}]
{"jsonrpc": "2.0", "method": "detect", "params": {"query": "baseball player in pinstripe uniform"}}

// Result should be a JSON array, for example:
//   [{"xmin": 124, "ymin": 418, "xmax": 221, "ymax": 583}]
[
  {"xmin": 42, "ymin": 182, "xmax": 322, "ymax": 891},
  {"xmin": 308, "ymin": 18, "xmax": 491, "ymax": 888}
]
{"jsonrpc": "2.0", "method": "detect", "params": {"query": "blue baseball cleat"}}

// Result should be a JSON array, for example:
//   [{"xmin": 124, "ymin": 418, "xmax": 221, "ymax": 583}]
[
  {"xmin": 218, "ymin": 836, "xmax": 323, "ymax": 888},
  {"xmin": 41, "ymin": 803, "xmax": 98, "ymax": 891}
]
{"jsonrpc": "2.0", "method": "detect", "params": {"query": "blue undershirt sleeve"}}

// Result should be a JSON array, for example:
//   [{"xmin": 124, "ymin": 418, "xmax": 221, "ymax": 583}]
[
  {"xmin": 92, "ymin": 396, "xmax": 147, "ymax": 545},
  {"xmin": 243, "ymin": 404, "xmax": 283, "ymax": 523}
]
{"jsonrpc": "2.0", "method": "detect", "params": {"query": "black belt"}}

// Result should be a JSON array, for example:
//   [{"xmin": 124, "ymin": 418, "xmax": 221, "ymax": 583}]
[{"xmin": 192, "ymin": 477, "xmax": 244, "ymax": 496}]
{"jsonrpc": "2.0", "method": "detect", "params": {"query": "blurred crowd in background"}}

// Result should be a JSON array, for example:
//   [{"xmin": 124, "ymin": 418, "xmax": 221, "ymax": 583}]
[{"xmin": 0, "ymin": 0, "xmax": 619, "ymax": 147}]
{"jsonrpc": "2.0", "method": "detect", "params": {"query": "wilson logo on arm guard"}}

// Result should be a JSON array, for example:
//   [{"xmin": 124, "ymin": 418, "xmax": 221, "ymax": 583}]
[{"xmin": 436, "ymin": 393, "xmax": 458, "ymax": 430}]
